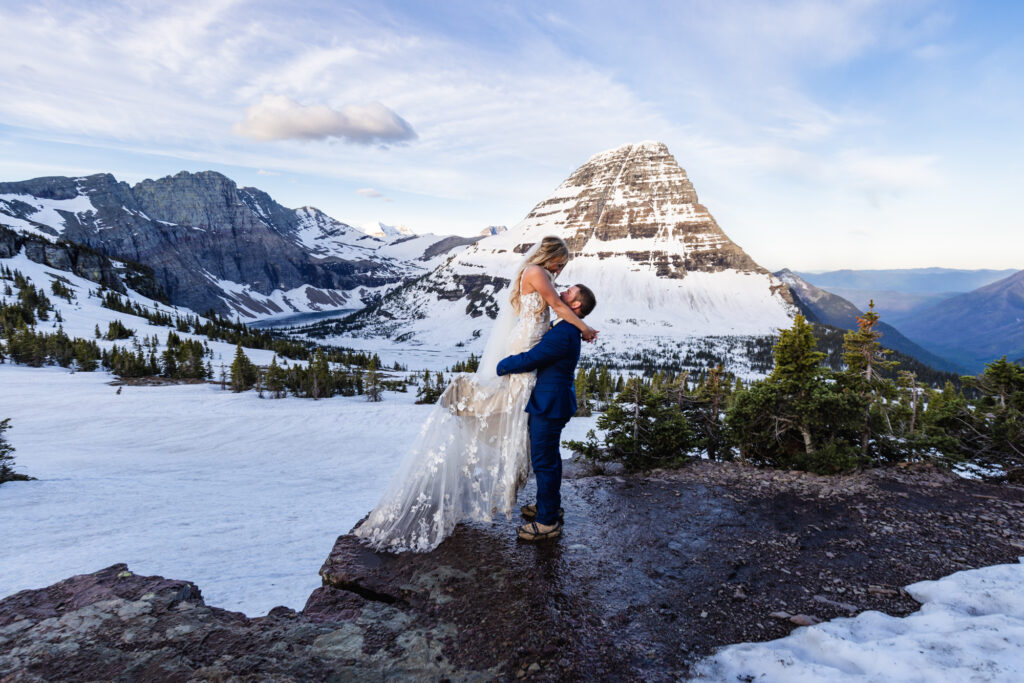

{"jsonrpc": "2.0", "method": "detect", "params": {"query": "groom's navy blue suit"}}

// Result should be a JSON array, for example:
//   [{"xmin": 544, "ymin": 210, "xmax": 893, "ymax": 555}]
[{"xmin": 497, "ymin": 319, "xmax": 581, "ymax": 526}]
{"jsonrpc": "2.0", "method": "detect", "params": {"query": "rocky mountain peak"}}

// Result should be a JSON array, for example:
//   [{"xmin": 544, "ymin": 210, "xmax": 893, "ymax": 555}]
[{"xmin": 516, "ymin": 140, "xmax": 769, "ymax": 280}]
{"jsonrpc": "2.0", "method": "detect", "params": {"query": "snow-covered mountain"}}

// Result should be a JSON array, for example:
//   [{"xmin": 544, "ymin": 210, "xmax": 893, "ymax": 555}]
[
  {"xmin": 327, "ymin": 142, "xmax": 798, "ymax": 372},
  {"xmin": 0, "ymin": 173, "xmax": 477, "ymax": 320}
]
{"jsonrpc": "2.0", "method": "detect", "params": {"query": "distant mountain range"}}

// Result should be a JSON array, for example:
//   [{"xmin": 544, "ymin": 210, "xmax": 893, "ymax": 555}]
[
  {"xmin": 794, "ymin": 268, "xmax": 1017, "ymax": 320},
  {"xmin": 775, "ymin": 270, "xmax": 965, "ymax": 373},
  {"xmin": 3, "ymin": 150, "xmax": 1011, "ymax": 378},
  {"xmin": 795, "ymin": 267, "xmax": 1024, "ymax": 373},
  {"xmin": 893, "ymin": 270, "xmax": 1024, "ymax": 373},
  {"xmin": 0, "ymin": 172, "xmax": 478, "ymax": 318}
]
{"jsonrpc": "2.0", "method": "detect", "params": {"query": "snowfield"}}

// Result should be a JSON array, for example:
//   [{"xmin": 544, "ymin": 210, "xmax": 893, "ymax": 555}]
[{"xmin": 0, "ymin": 365, "xmax": 598, "ymax": 616}]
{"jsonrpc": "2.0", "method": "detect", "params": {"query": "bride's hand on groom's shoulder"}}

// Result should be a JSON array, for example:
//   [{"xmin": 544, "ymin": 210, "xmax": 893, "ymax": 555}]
[{"xmin": 582, "ymin": 326, "xmax": 599, "ymax": 342}]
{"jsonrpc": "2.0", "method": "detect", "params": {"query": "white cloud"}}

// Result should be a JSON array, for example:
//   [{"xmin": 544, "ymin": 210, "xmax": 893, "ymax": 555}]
[
  {"xmin": 356, "ymin": 188, "xmax": 383, "ymax": 198},
  {"xmin": 256, "ymin": 168, "xmax": 280, "ymax": 176},
  {"xmin": 232, "ymin": 96, "xmax": 416, "ymax": 144}
]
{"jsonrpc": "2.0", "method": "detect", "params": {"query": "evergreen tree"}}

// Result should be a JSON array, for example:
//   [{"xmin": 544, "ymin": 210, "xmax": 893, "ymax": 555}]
[
  {"xmin": 265, "ymin": 356, "xmax": 286, "ymax": 398},
  {"xmin": 0, "ymin": 418, "xmax": 33, "ymax": 484},
  {"xmin": 365, "ymin": 357, "xmax": 382, "ymax": 402},
  {"xmin": 956, "ymin": 357, "xmax": 1024, "ymax": 472},
  {"xmin": 840, "ymin": 302, "xmax": 899, "ymax": 457},
  {"xmin": 230, "ymin": 344, "xmax": 258, "ymax": 392},
  {"xmin": 678, "ymin": 365, "xmax": 732, "ymax": 461},
  {"xmin": 566, "ymin": 377, "xmax": 694, "ymax": 472},
  {"xmin": 574, "ymin": 367, "xmax": 593, "ymax": 417},
  {"xmin": 308, "ymin": 349, "xmax": 333, "ymax": 399},
  {"xmin": 726, "ymin": 315, "xmax": 864, "ymax": 473}
]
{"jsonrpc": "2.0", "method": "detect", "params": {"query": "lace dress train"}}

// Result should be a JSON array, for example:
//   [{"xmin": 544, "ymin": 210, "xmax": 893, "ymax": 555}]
[{"xmin": 353, "ymin": 292, "xmax": 550, "ymax": 552}]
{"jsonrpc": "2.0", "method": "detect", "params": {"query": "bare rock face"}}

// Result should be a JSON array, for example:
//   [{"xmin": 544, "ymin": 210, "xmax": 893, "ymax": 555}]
[
  {"xmin": 0, "ymin": 224, "xmax": 162, "ymax": 298},
  {"xmin": 336, "ymin": 142, "xmax": 796, "ymax": 368},
  {"xmin": 0, "ymin": 172, "xmax": 472, "ymax": 318}
]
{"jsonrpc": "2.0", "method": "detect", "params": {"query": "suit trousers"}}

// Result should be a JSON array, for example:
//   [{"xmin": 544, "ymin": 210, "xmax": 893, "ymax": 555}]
[{"xmin": 528, "ymin": 413, "xmax": 568, "ymax": 526}]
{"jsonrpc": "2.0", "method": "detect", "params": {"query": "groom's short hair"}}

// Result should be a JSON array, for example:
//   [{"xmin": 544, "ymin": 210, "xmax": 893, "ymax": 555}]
[{"xmin": 573, "ymin": 284, "xmax": 596, "ymax": 318}]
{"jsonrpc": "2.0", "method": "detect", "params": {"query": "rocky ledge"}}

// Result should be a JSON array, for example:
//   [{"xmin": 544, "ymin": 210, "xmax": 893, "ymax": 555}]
[{"xmin": 3, "ymin": 462, "xmax": 1023, "ymax": 681}]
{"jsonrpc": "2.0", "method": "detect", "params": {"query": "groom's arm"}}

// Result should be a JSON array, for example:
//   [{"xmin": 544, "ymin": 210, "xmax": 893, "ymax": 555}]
[{"xmin": 496, "ymin": 327, "xmax": 572, "ymax": 376}]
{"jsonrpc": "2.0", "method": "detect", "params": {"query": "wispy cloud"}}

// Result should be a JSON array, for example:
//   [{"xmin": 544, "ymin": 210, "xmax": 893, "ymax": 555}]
[
  {"xmin": 232, "ymin": 96, "xmax": 416, "ymax": 144},
  {"xmin": 356, "ymin": 188, "xmax": 384, "ymax": 198}
]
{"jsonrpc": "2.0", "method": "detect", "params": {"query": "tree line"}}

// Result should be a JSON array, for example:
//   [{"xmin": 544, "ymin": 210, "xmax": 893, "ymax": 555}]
[{"xmin": 568, "ymin": 307, "xmax": 1023, "ymax": 479}]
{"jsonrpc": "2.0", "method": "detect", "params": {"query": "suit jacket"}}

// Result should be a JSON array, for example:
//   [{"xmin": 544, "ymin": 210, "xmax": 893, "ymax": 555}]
[{"xmin": 496, "ymin": 320, "xmax": 581, "ymax": 420}]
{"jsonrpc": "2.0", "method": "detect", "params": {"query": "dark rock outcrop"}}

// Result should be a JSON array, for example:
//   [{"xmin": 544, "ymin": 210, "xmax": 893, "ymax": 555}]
[
  {"xmin": 0, "ymin": 172, "xmax": 409, "ymax": 316},
  {"xmin": 0, "ymin": 224, "xmax": 165, "ymax": 300},
  {"xmin": 4, "ymin": 462, "xmax": 1023, "ymax": 681}
]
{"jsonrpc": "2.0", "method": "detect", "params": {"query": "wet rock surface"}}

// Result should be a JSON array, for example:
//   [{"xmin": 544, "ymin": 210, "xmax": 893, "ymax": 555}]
[{"xmin": 3, "ymin": 461, "xmax": 1024, "ymax": 681}]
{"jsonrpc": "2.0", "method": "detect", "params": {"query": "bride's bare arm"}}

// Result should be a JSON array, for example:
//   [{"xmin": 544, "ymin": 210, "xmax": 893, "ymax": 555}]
[{"xmin": 522, "ymin": 266, "xmax": 598, "ymax": 341}]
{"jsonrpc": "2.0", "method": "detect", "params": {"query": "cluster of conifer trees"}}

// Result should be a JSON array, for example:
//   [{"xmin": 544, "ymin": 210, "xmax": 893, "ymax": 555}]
[
  {"xmin": 569, "ymin": 308, "xmax": 1023, "ymax": 478},
  {"xmin": 227, "ymin": 346, "xmax": 401, "ymax": 401}
]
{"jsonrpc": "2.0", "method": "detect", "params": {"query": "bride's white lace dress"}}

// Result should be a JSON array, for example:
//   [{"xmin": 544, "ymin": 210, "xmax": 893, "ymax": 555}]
[{"xmin": 353, "ymin": 291, "xmax": 551, "ymax": 552}]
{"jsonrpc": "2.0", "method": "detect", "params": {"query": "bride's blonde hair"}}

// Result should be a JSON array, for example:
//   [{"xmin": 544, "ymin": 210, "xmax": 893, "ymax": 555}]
[{"xmin": 510, "ymin": 236, "xmax": 569, "ymax": 314}]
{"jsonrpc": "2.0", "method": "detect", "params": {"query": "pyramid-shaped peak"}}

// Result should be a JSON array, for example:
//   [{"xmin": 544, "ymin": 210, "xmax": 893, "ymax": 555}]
[{"xmin": 502, "ymin": 141, "xmax": 768, "ymax": 280}]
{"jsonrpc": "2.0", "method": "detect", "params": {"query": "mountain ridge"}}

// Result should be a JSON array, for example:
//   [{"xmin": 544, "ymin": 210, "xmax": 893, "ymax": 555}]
[
  {"xmin": 776, "ymin": 269, "xmax": 965, "ymax": 374},
  {"xmin": 894, "ymin": 269, "xmax": 1024, "ymax": 373},
  {"xmin": 0, "ymin": 171, "xmax": 477, "ymax": 318}
]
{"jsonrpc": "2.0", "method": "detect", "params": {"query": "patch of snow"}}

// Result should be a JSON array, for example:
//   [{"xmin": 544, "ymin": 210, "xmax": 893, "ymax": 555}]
[{"xmin": 691, "ymin": 558, "xmax": 1024, "ymax": 682}]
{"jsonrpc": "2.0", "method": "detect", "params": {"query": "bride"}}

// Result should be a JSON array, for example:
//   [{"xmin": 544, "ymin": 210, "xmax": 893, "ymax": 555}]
[{"xmin": 353, "ymin": 236, "xmax": 598, "ymax": 552}]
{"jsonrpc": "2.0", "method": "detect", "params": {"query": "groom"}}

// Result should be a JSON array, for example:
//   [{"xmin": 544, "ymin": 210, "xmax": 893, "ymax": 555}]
[{"xmin": 497, "ymin": 283, "xmax": 597, "ymax": 542}]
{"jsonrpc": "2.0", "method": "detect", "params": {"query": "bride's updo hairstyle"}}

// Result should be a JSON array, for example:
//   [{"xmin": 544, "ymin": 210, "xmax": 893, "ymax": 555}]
[{"xmin": 510, "ymin": 235, "xmax": 569, "ymax": 314}]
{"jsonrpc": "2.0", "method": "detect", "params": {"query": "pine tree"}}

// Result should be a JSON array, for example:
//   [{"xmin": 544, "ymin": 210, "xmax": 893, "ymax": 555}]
[
  {"xmin": 308, "ymin": 349, "xmax": 333, "ymax": 399},
  {"xmin": 574, "ymin": 367, "xmax": 592, "ymax": 417},
  {"xmin": 230, "ymin": 344, "xmax": 257, "ymax": 392},
  {"xmin": 365, "ymin": 357, "xmax": 382, "ymax": 402},
  {"xmin": 683, "ymin": 365, "xmax": 731, "ymax": 461},
  {"xmin": 841, "ymin": 302, "xmax": 899, "ymax": 457},
  {"xmin": 0, "ymin": 418, "xmax": 33, "ymax": 484},
  {"xmin": 265, "ymin": 355, "xmax": 286, "ymax": 398},
  {"xmin": 726, "ymin": 315, "xmax": 863, "ymax": 473},
  {"xmin": 567, "ymin": 377, "xmax": 693, "ymax": 472}
]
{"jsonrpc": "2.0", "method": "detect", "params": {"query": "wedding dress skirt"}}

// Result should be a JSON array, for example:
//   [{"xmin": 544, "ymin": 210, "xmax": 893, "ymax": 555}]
[{"xmin": 354, "ymin": 292, "xmax": 550, "ymax": 552}]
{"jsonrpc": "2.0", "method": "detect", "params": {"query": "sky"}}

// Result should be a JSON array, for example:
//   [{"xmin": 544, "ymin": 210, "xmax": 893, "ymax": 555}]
[{"xmin": 1, "ymin": 0, "xmax": 1022, "ymax": 271}]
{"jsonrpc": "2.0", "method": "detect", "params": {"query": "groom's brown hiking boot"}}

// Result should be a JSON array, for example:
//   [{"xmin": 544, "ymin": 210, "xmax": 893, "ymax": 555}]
[
  {"xmin": 517, "ymin": 520, "xmax": 563, "ymax": 542},
  {"xmin": 520, "ymin": 504, "xmax": 564, "ymax": 521}
]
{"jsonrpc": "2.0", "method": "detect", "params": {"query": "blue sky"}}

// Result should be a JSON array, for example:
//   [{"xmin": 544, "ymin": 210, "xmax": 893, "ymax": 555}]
[{"xmin": 1, "ymin": 0, "xmax": 1021, "ymax": 270}]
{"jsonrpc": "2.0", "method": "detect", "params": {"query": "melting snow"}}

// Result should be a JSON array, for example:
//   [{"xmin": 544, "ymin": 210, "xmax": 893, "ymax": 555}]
[{"xmin": 691, "ymin": 559, "xmax": 1024, "ymax": 682}]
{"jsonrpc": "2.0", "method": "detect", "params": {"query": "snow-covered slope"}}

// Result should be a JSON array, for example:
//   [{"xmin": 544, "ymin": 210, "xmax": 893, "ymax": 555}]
[
  {"xmin": 1, "ymin": 249, "xmax": 282, "ymax": 369},
  {"xmin": 325, "ymin": 142, "xmax": 797, "ymax": 374}
]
